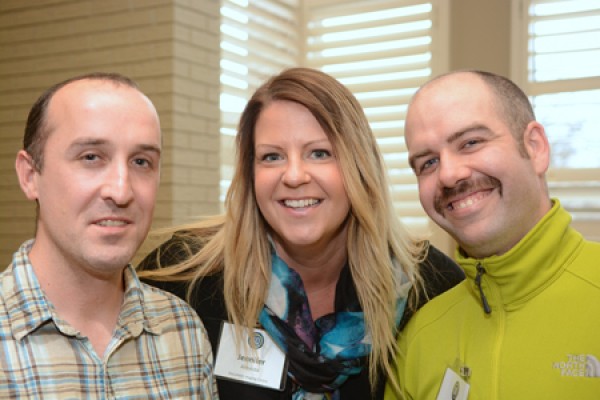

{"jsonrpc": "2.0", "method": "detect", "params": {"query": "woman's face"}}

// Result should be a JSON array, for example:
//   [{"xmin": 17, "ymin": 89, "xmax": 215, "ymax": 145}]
[{"xmin": 253, "ymin": 100, "xmax": 351, "ymax": 254}]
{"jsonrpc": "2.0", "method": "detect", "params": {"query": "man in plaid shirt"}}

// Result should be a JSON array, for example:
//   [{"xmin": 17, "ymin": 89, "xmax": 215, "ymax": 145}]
[{"xmin": 2, "ymin": 72, "xmax": 218, "ymax": 399}]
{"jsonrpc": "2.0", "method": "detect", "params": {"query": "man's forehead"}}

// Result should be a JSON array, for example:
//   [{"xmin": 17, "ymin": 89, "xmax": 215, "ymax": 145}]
[
  {"xmin": 44, "ymin": 80, "xmax": 160, "ymax": 142},
  {"xmin": 52, "ymin": 79, "xmax": 135, "ymax": 105},
  {"xmin": 406, "ymin": 76, "xmax": 485, "ymax": 143},
  {"xmin": 407, "ymin": 74, "xmax": 493, "ymax": 131},
  {"xmin": 47, "ymin": 79, "xmax": 155, "ymax": 123},
  {"xmin": 419, "ymin": 73, "xmax": 485, "ymax": 101}
]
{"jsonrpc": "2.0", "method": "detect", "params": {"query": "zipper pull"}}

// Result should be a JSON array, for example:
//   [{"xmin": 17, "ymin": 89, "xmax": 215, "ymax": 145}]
[{"xmin": 475, "ymin": 263, "xmax": 492, "ymax": 314}]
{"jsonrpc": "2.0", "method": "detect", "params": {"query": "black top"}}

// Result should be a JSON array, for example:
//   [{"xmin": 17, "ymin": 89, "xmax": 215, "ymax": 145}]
[{"xmin": 139, "ymin": 236, "xmax": 464, "ymax": 400}]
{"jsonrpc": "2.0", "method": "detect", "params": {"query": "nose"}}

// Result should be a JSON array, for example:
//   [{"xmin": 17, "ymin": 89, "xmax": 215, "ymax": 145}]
[
  {"xmin": 437, "ymin": 153, "xmax": 471, "ymax": 189},
  {"xmin": 281, "ymin": 156, "xmax": 310, "ymax": 187},
  {"xmin": 101, "ymin": 161, "xmax": 134, "ymax": 206}
]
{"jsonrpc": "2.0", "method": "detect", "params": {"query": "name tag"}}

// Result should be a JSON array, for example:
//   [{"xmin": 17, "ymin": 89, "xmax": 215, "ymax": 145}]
[
  {"xmin": 436, "ymin": 368, "xmax": 470, "ymax": 400},
  {"xmin": 214, "ymin": 322, "xmax": 287, "ymax": 390}
]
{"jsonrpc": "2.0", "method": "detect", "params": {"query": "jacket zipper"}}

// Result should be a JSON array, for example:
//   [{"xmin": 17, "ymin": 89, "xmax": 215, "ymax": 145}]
[{"xmin": 475, "ymin": 263, "xmax": 492, "ymax": 314}]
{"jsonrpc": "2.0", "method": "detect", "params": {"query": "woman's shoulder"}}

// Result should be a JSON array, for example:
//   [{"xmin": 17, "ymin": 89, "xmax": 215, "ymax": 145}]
[
  {"xmin": 140, "ymin": 246, "xmax": 225, "ymax": 315},
  {"xmin": 137, "ymin": 230, "xmax": 214, "ymax": 302},
  {"xmin": 138, "ymin": 230, "xmax": 201, "ymax": 271},
  {"xmin": 419, "ymin": 243, "xmax": 464, "ymax": 296},
  {"xmin": 399, "ymin": 243, "xmax": 464, "ymax": 330}
]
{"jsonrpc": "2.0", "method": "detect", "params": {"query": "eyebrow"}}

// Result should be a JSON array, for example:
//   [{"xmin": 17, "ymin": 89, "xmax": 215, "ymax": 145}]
[
  {"xmin": 255, "ymin": 138, "xmax": 331, "ymax": 149},
  {"xmin": 138, "ymin": 144, "xmax": 162, "ymax": 156},
  {"xmin": 67, "ymin": 138, "xmax": 162, "ymax": 156},
  {"xmin": 408, "ymin": 124, "xmax": 489, "ymax": 170}
]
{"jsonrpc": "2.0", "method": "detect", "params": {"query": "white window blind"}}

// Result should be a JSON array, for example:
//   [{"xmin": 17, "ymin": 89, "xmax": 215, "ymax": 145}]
[
  {"xmin": 302, "ymin": 0, "xmax": 448, "ymax": 236},
  {"xmin": 512, "ymin": 0, "xmax": 600, "ymax": 241},
  {"xmin": 220, "ymin": 0, "xmax": 301, "ymax": 204}
]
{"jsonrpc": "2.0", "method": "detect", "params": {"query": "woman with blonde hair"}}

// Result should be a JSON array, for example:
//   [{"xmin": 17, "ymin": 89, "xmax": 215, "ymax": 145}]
[{"xmin": 139, "ymin": 67, "xmax": 463, "ymax": 399}]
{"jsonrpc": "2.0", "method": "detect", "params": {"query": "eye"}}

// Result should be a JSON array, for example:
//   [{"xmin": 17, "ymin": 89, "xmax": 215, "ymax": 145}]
[
  {"xmin": 133, "ymin": 158, "xmax": 151, "ymax": 168},
  {"xmin": 417, "ymin": 157, "xmax": 439, "ymax": 175},
  {"xmin": 463, "ymin": 138, "xmax": 482, "ymax": 149},
  {"xmin": 81, "ymin": 153, "xmax": 100, "ymax": 162},
  {"xmin": 310, "ymin": 149, "xmax": 331, "ymax": 160},
  {"xmin": 261, "ymin": 153, "xmax": 282, "ymax": 162}
]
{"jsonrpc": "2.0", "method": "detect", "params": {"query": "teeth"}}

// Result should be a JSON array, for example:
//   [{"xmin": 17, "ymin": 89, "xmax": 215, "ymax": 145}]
[
  {"xmin": 451, "ymin": 192, "xmax": 487, "ymax": 210},
  {"xmin": 455, "ymin": 198, "xmax": 474, "ymax": 209},
  {"xmin": 284, "ymin": 199, "xmax": 319, "ymax": 208},
  {"xmin": 97, "ymin": 220, "xmax": 127, "ymax": 227}
]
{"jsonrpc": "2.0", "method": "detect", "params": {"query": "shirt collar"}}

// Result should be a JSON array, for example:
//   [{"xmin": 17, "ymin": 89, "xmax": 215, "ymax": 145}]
[
  {"xmin": 117, "ymin": 265, "xmax": 162, "ymax": 337},
  {"xmin": 456, "ymin": 199, "xmax": 584, "ymax": 310},
  {"xmin": 4, "ymin": 240, "xmax": 161, "ymax": 340},
  {"xmin": 4, "ymin": 240, "xmax": 55, "ymax": 340}
]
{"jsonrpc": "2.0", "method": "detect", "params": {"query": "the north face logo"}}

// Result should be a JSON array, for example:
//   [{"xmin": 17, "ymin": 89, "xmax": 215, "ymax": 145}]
[{"xmin": 553, "ymin": 354, "xmax": 600, "ymax": 377}]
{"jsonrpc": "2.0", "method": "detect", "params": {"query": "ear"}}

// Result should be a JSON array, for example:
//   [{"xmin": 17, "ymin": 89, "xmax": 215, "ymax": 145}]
[
  {"xmin": 15, "ymin": 150, "xmax": 40, "ymax": 201},
  {"xmin": 522, "ymin": 121, "xmax": 550, "ymax": 175}
]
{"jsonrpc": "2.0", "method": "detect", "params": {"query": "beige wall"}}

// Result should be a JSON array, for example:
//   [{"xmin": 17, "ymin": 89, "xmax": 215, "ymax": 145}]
[
  {"xmin": 449, "ymin": 0, "xmax": 511, "ymax": 76},
  {"xmin": 0, "ymin": 0, "xmax": 221, "ymax": 266}
]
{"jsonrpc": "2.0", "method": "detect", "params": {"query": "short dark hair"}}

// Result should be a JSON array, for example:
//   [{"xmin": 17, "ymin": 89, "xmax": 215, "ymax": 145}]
[
  {"xmin": 24, "ymin": 72, "xmax": 139, "ymax": 170},
  {"xmin": 474, "ymin": 70, "xmax": 536, "ymax": 144}
]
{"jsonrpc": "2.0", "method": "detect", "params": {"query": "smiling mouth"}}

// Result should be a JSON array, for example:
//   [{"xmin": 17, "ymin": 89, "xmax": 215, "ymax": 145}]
[
  {"xmin": 96, "ymin": 220, "xmax": 129, "ymax": 227},
  {"xmin": 447, "ymin": 190, "xmax": 491, "ymax": 211},
  {"xmin": 283, "ymin": 199, "xmax": 321, "ymax": 209},
  {"xmin": 435, "ymin": 176, "xmax": 501, "ymax": 215}
]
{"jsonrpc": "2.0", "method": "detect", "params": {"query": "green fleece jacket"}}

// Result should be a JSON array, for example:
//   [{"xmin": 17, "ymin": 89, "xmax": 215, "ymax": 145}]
[{"xmin": 385, "ymin": 200, "xmax": 600, "ymax": 399}]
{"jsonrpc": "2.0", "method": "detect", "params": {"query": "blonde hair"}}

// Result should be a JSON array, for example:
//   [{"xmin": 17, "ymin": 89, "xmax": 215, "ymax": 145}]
[{"xmin": 140, "ymin": 67, "xmax": 425, "ymax": 392}]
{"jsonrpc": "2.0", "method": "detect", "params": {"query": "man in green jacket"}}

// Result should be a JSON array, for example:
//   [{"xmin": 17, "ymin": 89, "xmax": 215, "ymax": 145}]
[{"xmin": 385, "ymin": 70, "xmax": 600, "ymax": 399}]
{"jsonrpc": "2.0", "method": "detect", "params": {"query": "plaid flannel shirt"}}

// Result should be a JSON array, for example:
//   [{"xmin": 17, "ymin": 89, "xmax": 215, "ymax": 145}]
[{"xmin": 0, "ymin": 240, "xmax": 219, "ymax": 399}]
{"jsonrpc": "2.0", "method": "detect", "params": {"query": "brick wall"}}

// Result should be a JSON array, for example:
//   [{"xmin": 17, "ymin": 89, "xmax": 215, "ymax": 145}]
[{"xmin": 0, "ymin": 0, "xmax": 221, "ymax": 266}]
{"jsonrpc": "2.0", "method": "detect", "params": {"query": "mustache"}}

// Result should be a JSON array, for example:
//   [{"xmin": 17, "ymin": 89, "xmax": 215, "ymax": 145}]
[{"xmin": 434, "ymin": 176, "xmax": 501, "ymax": 215}]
